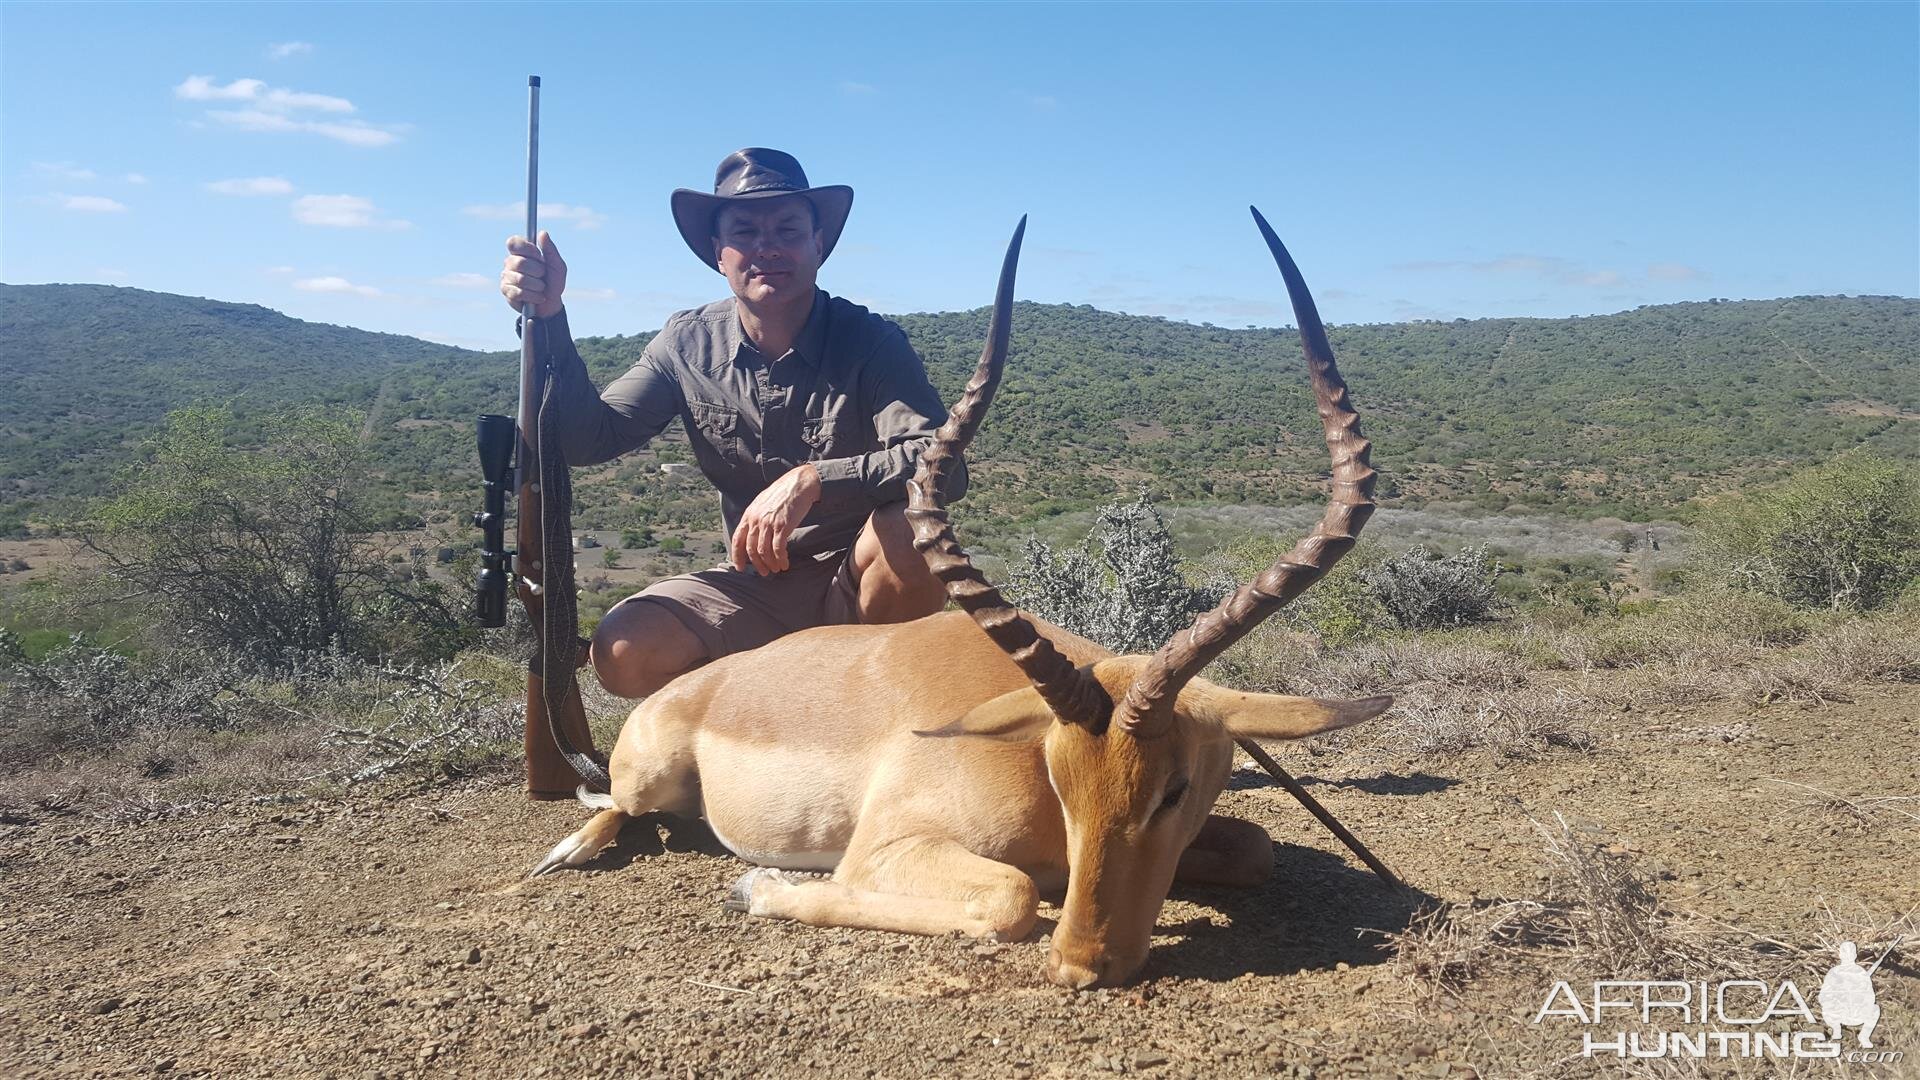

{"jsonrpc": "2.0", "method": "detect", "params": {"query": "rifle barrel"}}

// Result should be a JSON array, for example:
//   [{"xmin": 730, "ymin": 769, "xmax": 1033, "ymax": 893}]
[{"xmin": 515, "ymin": 74, "xmax": 541, "ymax": 582}]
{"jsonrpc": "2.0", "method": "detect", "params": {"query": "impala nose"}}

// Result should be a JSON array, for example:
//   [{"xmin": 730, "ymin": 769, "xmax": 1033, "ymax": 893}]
[{"xmin": 1046, "ymin": 945, "xmax": 1108, "ymax": 990}]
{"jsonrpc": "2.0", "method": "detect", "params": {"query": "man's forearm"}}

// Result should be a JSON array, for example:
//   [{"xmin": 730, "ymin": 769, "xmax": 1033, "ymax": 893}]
[
  {"xmin": 813, "ymin": 438, "xmax": 967, "ymax": 511},
  {"xmin": 525, "ymin": 307, "xmax": 638, "ymax": 467}
]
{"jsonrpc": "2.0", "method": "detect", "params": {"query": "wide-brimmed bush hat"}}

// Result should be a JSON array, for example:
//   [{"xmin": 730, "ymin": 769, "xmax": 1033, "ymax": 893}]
[{"xmin": 671, "ymin": 148, "xmax": 854, "ymax": 273}]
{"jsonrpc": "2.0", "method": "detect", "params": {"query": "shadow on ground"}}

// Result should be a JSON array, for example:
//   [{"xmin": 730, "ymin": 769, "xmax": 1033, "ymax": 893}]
[
  {"xmin": 1149, "ymin": 841, "xmax": 1432, "ymax": 982},
  {"xmin": 1229, "ymin": 768, "xmax": 1460, "ymax": 797}
]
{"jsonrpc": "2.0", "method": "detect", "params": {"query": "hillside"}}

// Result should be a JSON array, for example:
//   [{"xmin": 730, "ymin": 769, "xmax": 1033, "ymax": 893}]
[{"xmin": 2, "ymin": 284, "xmax": 1915, "ymax": 536}]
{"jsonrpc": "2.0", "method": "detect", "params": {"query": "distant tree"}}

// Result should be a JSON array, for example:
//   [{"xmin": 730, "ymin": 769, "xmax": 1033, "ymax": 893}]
[{"xmin": 77, "ymin": 405, "xmax": 465, "ymax": 666}]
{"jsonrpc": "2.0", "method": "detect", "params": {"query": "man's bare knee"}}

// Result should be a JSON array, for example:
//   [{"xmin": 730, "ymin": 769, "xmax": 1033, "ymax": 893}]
[
  {"xmin": 853, "ymin": 504, "xmax": 944, "ymax": 623},
  {"xmin": 590, "ymin": 601, "xmax": 706, "ymax": 699}
]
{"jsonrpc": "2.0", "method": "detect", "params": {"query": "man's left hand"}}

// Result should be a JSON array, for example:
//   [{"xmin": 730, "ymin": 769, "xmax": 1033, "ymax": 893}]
[{"xmin": 730, "ymin": 463, "xmax": 822, "ymax": 575}]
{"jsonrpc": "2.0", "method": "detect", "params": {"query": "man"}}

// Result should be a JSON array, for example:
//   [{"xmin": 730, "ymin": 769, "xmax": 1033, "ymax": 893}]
[{"xmin": 498, "ymin": 148, "xmax": 958, "ymax": 699}]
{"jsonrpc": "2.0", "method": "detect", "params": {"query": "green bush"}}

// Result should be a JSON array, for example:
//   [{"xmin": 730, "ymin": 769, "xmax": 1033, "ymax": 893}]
[
  {"xmin": 1203, "ymin": 534, "xmax": 1390, "ymax": 647},
  {"xmin": 1694, "ymin": 452, "xmax": 1920, "ymax": 611}
]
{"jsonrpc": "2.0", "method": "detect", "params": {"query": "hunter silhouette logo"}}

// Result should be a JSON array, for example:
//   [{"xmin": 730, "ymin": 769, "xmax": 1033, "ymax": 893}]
[
  {"xmin": 1532, "ymin": 933, "xmax": 1905, "ymax": 1063},
  {"xmin": 1819, "ymin": 940, "xmax": 1887, "ymax": 1049}
]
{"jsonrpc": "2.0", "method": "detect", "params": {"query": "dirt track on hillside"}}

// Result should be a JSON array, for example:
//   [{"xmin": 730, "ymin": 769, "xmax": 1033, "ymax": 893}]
[{"xmin": 4, "ymin": 686, "xmax": 1916, "ymax": 1079}]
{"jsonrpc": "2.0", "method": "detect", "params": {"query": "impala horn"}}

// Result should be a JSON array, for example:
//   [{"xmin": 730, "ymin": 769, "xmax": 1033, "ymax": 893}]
[
  {"xmin": 906, "ymin": 217, "xmax": 1114, "ymax": 729},
  {"xmin": 1117, "ymin": 208, "xmax": 1377, "ymax": 739}
]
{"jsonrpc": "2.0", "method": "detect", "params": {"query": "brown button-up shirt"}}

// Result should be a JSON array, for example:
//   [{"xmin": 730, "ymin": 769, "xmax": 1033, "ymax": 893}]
[{"xmin": 533, "ymin": 288, "xmax": 964, "ymax": 560}]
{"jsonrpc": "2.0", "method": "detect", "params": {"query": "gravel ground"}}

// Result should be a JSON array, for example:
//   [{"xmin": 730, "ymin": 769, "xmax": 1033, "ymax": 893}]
[{"xmin": 4, "ymin": 684, "xmax": 1916, "ymax": 1079}]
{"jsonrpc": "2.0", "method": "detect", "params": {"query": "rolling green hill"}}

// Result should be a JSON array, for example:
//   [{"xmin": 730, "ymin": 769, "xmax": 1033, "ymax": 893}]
[{"xmin": 2, "ymin": 283, "xmax": 1914, "ymax": 537}]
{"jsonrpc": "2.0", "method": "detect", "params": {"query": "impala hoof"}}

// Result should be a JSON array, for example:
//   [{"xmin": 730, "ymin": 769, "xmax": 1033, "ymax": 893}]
[{"xmin": 722, "ymin": 868, "xmax": 772, "ymax": 914}]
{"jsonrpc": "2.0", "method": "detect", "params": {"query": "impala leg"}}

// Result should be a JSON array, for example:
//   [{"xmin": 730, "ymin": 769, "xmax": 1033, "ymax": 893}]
[
  {"xmin": 530, "ymin": 807, "xmax": 630, "ymax": 877},
  {"xmin": 729, "ymin": 840, "xmax": 1040, "ymax": 942},
  {"xmin": 1174, "ymin": 813, "xmax": 1274, "ymax": 888},
  {"xmin": 529, "ymin": 704, "xmax": 699, "ymax": 879}
]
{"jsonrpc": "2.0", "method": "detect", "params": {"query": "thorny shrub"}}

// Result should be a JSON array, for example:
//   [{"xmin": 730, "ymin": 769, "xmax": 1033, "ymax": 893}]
[
  {"xmin": 1010, "ymin": 491, "xmax": 1218, "ymax": 653},
  {"xmin": 1361, "ymin": 544, "xmax": 1502, "ymax": 629}
]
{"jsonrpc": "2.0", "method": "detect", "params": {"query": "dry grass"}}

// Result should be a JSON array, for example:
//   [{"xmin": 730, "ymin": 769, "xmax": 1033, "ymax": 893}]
[
  {"xmin": 0, "ymin": 647, "xmax": 537, "ymax": 822},
  {"xmin": 1382, "ymin": 687, "xmax": 1597, "ymax": 758},
  {"xmin": 1387, "ymin": 814, "xmax": 1829, "ymax": 1004},
  {"xmin": 1762, "ymin": 778, "xmax": 1920, "ymax": 827}
]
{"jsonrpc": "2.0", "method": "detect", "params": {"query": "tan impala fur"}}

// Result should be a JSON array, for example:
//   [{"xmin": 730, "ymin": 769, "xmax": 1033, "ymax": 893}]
[{"xmin": 534, "ymin": 213, "xmax": 1389, "ymax": 988}]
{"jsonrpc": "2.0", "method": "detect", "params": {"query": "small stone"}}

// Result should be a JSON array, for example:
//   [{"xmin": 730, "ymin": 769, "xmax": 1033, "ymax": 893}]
[
  {"xmin": 1136, "ymin": 1054, "xmax": 1169, "ymax": 1068},
  {"xmin": 1335, "ymin": 962, "xmax": 1351, "ymax": 972},
  {"xmin": 464, "ymin": 947, "xmax": 481, "ymax": 964},
  {"xmin": 92, "ymin": 998, "xmax": 122, "ymax": 1015},
  {"xmin": 562, "ymin": 1022, "xmax": 601, "ymax": 1039},
  {"xmin": 152, "ymin": 1058, "xmax": 175, "ymax": 1073}
]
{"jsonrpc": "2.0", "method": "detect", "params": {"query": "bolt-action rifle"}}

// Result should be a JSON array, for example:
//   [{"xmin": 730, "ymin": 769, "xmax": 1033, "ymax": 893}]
[{"xmin": 474, "ymin": 76, "xmax": 609, "ymax": 799}]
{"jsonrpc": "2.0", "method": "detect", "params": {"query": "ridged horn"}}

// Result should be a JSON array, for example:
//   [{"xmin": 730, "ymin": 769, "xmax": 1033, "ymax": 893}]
[
  {"xmin": 1117, "ymin": 208, "xmax": 1376, "ymax": 738},
  {"xmin": 905, "ymin": 217, "xmax": 1113, "ymax": 729}
]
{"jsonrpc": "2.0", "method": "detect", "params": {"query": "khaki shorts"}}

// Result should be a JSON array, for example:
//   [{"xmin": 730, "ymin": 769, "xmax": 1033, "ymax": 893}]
[{"xmin": 612, "ymin": 549, "xmax": 862, "ymax": 661}]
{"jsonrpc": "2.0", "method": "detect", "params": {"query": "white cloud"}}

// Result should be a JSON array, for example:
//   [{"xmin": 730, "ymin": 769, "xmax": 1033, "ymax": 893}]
[
  {"xmin": 1395, "ymin": 254, "xmax": 1630, "ymax": 290},
  {"xmin": 570, "ymin": 287, "xmax": 618, "ymax": 302},
  {"xmin": 206, "ymin": 176, "xmax": 295, "ymax": 196},
  {"xmin": 265, "ymin": 265, "xmax": 296, "ymax": 275},
  {"xmin": 177, "ymin": 74, "xmax": 402, "ymax": 146},
  {"xmin": 461, "ymin": 201, "xmax": 607, "ymax": 230},
  {"xmin": 124, "ymin": 173, "xmax": 149, "ymax": 185},
  {"xmin": 268, "ymin": 41, "xmax": 313, "ymax": 60},
  {"xmin": 839, "ymin": 80, "xmax": 877, "ymax": 95},
  {"xmin": 176, "ymin": 74, "xmax": 347, "ymax": 112},
  {"xmin": 430, "ymin": 272, "xmax": 493, "ymax": 288},
  {"xmin": 57, "ymin": 194, "xmax": 128, "ymax": 213},
  {"xmin": 1647, "ymin": 262, "xmax": 1708, "ymax": 282},
  {"xmin": 206, "ymin": 109, "xmax": 400, "ymax": 147},
  {"xmin": 175, "ymin": 75, "xmax": 267, "ymax": 102},
  {"xmin": 33, "ymin": 161, "xmax": 96, "ymax": 181},
  {"xmin": 292, "ymin": 193, "xmax": 409, "ymax": 229},
  {"xmin": 95, "ymin": 268, "xmax": 129, "ymax": 281},
  {"xmin": 294, "ymin": 276, "xmax": 380, "ymax": 297},
  {"xmin": 261, "ymin": 87, "xmax": 353, "ymax": 113}
]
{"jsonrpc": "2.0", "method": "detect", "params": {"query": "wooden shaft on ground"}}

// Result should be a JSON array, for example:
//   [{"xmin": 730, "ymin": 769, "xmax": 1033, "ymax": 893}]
[{"xmin": 1236, "ymin": 737, "xmax": 1405, "ymax": 891}]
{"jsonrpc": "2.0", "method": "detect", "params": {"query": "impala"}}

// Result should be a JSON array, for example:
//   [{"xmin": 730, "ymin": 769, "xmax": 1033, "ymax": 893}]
[{"xmin": 534, "ymin": 210, "xmax": 1388, "ymax": 988}]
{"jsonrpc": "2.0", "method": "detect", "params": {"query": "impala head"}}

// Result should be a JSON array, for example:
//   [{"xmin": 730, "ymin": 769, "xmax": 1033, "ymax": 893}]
[{"xmin": 909, "ymin": 210, "xmax": 1383, "ymax": 989}]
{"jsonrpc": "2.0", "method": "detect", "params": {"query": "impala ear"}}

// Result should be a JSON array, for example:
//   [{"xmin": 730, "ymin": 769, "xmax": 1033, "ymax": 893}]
[
  {"xmin": 1193, "ymin": 687, "xmax": 1394, "ymax": 741},
  {"xmin": 914, "ymin": 686, "xmax": 1054, "ymax": 742}
]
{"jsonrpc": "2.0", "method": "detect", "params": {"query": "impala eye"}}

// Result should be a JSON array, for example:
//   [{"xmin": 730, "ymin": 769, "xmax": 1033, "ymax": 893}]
[{"xmin": 1158, "ymin": 778, "xmax": 1189, "ymax": 814}]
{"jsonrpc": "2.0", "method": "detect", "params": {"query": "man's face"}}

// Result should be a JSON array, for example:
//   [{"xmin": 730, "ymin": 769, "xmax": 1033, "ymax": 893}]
[{"xmin": 712, "ymin": 196, "xmax": 822, "ymax": 306}]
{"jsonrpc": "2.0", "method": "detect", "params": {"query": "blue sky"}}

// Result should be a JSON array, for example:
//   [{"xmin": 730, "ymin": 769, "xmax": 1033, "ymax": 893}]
[{"xmin": 2, "ymin": 1, "xmax": 1914, "ymax": 348}]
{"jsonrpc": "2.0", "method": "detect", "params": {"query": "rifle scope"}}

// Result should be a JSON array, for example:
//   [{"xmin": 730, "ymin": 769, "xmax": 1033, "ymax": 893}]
[{"xmin": 473, "ymin": 413, "xmax": 515, "ymax": 627}]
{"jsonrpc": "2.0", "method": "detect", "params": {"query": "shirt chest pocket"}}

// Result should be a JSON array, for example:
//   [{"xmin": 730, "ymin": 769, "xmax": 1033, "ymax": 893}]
[
  {"xmin": 800, "ymin": 416, "xmax": 839, "ymax": 457},
  {"xmin": 688, "ymin": 400, "xmax": 752, "ymax": 471}
]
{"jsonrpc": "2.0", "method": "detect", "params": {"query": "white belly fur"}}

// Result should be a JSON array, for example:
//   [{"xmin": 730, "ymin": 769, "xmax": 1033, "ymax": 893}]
[{"xmin": 703, "ymin": 812, "xmax": 844, "ymax": 872}]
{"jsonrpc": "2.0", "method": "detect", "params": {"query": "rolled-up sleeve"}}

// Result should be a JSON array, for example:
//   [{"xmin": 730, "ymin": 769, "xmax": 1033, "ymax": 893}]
[
  {"xmin": 812, "ymin": 328, "xmax": 968, "ymax": 511},
  {"xmin": 531, "ymin": 307, "xmax": 682, "ymax": 467}
]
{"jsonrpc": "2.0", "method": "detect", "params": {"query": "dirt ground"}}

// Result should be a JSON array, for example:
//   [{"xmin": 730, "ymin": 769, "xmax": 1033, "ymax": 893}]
[{"xmin": 3, "ymin": 684, "xmax": 1915, "ymax": 1079}]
